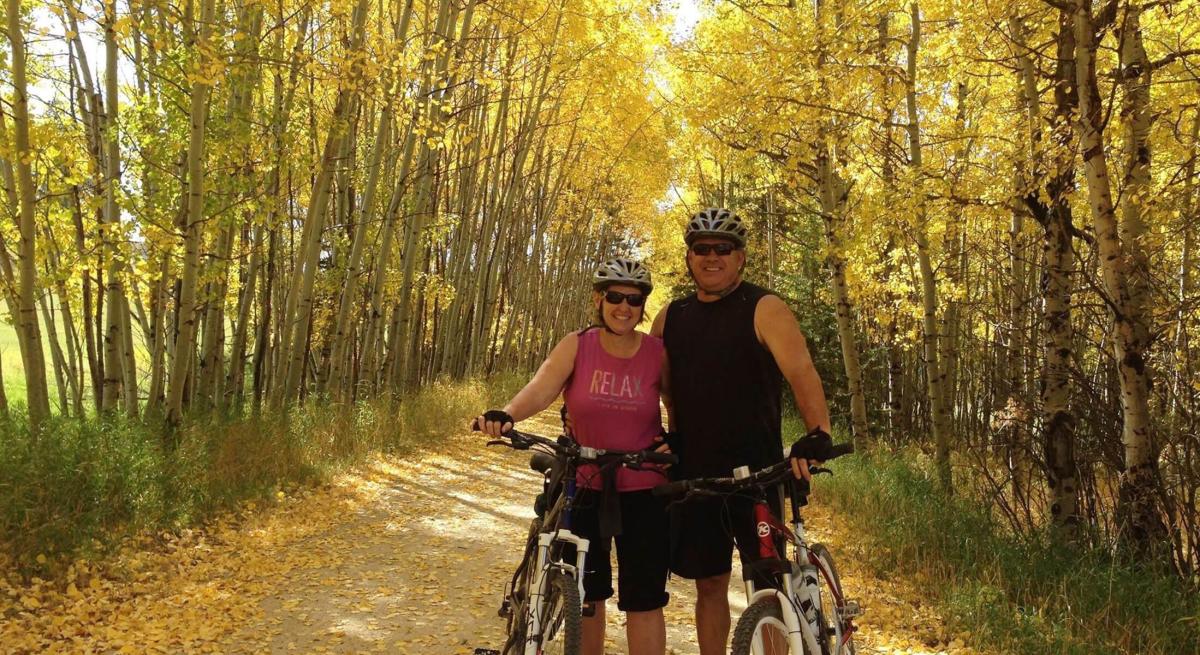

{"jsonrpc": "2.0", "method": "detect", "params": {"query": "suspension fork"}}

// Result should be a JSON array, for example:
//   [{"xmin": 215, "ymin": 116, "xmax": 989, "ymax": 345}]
[{"xmin": 525, "ymin": 529, "xmax": 590, "ymax": 654}]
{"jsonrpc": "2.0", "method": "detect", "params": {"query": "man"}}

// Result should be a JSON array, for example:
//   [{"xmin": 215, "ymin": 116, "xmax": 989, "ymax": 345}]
[{"xmin": 652, "ymin": 207, "xmax": 832, "ymax": 654}]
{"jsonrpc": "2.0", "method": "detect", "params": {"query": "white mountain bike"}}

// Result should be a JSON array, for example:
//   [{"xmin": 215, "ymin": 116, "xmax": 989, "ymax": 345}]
[
  {"xmin": 475, "ymin": 427, "xmax": 676, "ymax": 655},
  {"xmin": 654, "ymin": 443, "xmax": 860, "ymax": 655}
]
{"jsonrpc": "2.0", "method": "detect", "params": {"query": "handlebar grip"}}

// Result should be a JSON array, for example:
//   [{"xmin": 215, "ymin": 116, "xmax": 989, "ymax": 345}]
[
  {"xmin": 828, "ymin": 443, "xmax": 854, "ymax": 459},
  {"xmin": 643, "ymin": 451, "xmax": 679, "ymax": 466},
  {"xmin": 530, "ymin": 452, "xmax": 556, "ymax": 474},
  {"xmin": 651, "ymin": 480, "xmax": 692, "ymax": 498}
]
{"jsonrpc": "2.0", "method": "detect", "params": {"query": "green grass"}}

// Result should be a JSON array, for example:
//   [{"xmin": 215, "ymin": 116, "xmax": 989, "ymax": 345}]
[
  {"xmin": 0, "ymin": 374, "xmax": 525, "ymax": 578},
  {"xmin": 0, "ymin": 313, "xmax": 154, "ymax": 415},
  {"xmin": 0, "ymin": 318, "xmax": 39, "ymax": 404},
  {"xmin": 816, "ymin": 450, "xmax": 1200, "ymax": 655}
]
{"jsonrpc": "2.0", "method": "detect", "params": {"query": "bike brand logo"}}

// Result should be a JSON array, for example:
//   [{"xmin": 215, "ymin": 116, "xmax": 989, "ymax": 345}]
[{"xmin": 757, "ymin": 521, "xmax": 771, "ymax": 538}]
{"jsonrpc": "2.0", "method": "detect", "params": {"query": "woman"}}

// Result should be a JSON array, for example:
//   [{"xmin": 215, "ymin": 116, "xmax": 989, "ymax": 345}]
[{"xmin": 474, "ymin": 257, "xmax": 669, "ymax": 655}]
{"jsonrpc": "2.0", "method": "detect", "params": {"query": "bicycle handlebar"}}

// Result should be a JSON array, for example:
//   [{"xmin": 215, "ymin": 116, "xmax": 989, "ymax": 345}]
[
  {"xmin": 652, "ymin": 441, "xmax": 854, "ymax": 500},
  {"xmin": 650, "ymin": 459, "xmax": 794, "ymax": 498},
  {"xmin": 474, "ymin": 423, "xmax": 679, "ymax": 468}
]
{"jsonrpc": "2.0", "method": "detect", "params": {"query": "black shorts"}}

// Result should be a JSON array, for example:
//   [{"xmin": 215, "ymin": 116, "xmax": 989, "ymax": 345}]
[
  {"xmin": 669, "ymin": 492, "xmax": 784, "ymax": 589},
  {"xmin": 569, "ymin": 489, "xmax": 670, "ymax": 612}
]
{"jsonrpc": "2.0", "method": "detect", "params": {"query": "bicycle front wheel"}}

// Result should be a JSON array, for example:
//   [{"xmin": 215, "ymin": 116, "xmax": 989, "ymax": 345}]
[
  {"xmin": 811, "ymin": 543, "xmax": 857, "ymax": 655},
  {"xmin": 538, "ymin": 568, "xmax": 582, "ymax": 655},
  {"xmin": 731, "ymin": 597, "xmax": 801, "ymax": 655}
]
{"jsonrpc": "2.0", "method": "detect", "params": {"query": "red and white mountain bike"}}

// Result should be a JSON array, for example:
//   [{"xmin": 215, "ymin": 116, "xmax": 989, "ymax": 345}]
[{"xmin": 654, "ymin": 444, "xmax": 861, "ymax": 655}]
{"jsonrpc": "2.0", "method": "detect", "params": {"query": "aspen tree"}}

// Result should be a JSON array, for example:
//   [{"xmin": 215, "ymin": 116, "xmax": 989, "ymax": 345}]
[
  {"xmin": 811, "ymin": 0, "xmax": 870, "ymax": 448},
  {"xmin": 165, "ymin": 0, "xmax": 220, "ymax": 428},
  {"xmin": 1013, "ymin": 9, "xmax": 1083, "ymax": 535},
  {"xmin": 3, "ymin": 0, "xmax": 53, "ymax": 430},
  {"xmin": 905, "ymin": 2, "xmax": 953, "ymax": 492},
  {"xmin": 1074, "ymin": 0, "xmax": 1166, "ymax": 550},
  {"xmin": 274, "ymin": 0, "xmax": 372, "ymax": 404}
]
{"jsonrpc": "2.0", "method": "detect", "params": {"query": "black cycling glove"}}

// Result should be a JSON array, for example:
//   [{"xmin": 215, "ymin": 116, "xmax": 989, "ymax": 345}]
[
  {"xmin": 788, "ymin": 428, "xmax": 833, "ymax": 462},
  {"xmin": 662, "ymin": 430, "xmax": 684, "ymax": 455},
  {"xmin": 483, "ymin": 409, "xmax": 514, "ymax": 427}
]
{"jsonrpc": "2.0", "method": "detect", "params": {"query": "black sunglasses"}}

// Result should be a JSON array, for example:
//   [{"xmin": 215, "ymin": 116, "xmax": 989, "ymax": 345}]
[
  {"xmin": 690, "ymin": 242, "xmax": 737, "ymax": 256},
  {"xmin": 603, "ymin": 290, "xmax": 646, "ymax": 307}
]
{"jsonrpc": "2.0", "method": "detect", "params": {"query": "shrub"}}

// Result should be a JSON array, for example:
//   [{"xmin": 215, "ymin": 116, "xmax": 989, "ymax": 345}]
[{"xmin": 818, "ymin": 451, "xmax": 1200, "ymax": 655}]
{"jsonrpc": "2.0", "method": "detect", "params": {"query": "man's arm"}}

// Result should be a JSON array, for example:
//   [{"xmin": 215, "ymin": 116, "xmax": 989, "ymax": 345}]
[{"xmin": 754, "ymin": 295, "xmax": 831, "ymax": 433}]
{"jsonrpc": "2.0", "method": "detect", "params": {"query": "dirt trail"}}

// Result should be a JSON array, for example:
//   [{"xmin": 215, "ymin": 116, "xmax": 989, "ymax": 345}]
[{"xmin": 2, "ymin": 412, "xmax": 989, "ymax": 654}]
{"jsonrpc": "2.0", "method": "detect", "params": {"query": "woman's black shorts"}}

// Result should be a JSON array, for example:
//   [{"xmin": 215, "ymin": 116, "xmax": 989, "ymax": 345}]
[{"xmin": 569, "ymin": 488, "xmax": 670, "ymax": 612}]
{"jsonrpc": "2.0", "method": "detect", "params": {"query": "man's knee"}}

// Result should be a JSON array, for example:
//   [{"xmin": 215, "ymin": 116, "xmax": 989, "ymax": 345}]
[{"xmin": 695, "ymin": 573, "xmax": 731, "ymax": 601}]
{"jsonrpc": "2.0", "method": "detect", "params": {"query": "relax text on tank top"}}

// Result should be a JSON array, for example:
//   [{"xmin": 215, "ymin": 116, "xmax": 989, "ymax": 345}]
[
  {"xmin": 663, "ymin": 281, "xmax": 783, "ymax": 478},
  {"xmin": 563, "ymin": 329, "xmax": 667, "ymax": 491}
]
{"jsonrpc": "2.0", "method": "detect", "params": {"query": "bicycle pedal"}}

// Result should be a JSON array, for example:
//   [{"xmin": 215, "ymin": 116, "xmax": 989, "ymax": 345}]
[{"xmin": 840, "ymin": 599, "xmax": 863, "ymax": 619}]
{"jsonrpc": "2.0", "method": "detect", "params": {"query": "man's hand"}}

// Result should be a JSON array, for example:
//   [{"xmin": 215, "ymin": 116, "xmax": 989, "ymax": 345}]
[
  {"xmin": 651, "ymin": 432, "xmax": 674, "ymax": 468},
  {"xmin": 789, "ymin": 456, "xmax": 823, "ymax": 481},
  {"xmin": 788, "ymin": 427, "xmax": 834, "ymax": 481}
]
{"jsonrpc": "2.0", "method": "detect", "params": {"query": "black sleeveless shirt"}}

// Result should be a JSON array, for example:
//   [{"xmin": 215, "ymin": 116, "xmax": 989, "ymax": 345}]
[{"xmin": 663, "ymin": 281, "xmax": 783, "ymax": 478}]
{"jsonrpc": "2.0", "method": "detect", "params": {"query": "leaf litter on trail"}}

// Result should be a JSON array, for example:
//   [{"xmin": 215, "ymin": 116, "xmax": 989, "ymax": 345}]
[{"xmin": 2, "ymin": 422, "xmax": 994, "ymax": 654}]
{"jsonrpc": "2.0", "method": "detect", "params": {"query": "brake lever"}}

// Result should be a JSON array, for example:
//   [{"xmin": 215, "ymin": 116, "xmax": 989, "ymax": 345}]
[
  {"xmin": 486, "ymin": 439, "xmax": 507, "ymax": 448},
  {"xmin": 809, "ymin": 466, "xmax": 833, "ymax": 476}
]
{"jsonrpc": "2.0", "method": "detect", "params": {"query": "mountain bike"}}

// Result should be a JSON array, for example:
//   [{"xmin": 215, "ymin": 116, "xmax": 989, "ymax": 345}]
[
  {"xmin": 653, "ymin": 443, "xmax": 860, "ymax": 655},
  {"xmin": 474, "ymin": 427, "xmax": 676, "ymax": 655}
]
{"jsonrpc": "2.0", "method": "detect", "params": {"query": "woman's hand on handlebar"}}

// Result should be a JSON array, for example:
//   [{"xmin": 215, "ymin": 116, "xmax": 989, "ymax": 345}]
[{"xmin": 472, "ymin": 409, "xmax": 514, "ymax": 437}]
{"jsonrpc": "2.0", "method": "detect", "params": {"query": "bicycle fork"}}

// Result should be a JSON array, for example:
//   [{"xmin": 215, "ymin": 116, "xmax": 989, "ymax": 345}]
[{"xmin": 525, "ymin": 530, "xmax": 590, "ymax": 655}]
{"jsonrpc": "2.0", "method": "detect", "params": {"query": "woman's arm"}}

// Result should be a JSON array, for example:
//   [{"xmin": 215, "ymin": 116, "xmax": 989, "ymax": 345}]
[
  {"xmin": 474, "ymin": 332, "xmax": 579, "ymax": 435},
  {"xmin": 505, "ymin": 332, "xmax": 579, "ymax": 420}
]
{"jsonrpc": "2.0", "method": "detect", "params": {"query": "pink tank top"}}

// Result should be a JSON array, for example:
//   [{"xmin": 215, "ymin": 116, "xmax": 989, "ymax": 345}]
[{"xmin": 563, "ymin": 329, "xmax": 667, "ymax": 491}]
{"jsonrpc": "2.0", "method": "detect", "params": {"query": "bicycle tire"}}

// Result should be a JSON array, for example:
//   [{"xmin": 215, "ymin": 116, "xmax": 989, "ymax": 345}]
[
  {"xmin": 538, "ymin": 569, "xmax": 582, "ymax": 655},
  {"xmin": 731, "ymin": 596, "xmax": 800, "ymax": 654},
  {"xmin": 810, "ymin": 543, "xmax": 856, "ymax": 655}
]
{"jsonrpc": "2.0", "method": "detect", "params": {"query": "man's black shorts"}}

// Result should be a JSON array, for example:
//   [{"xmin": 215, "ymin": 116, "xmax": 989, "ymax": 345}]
[
  {"xmin": 569, "ymin": 488, "xmax": 670, "ymax": 612},
  {"xmin": 668, "ymin": 492, "xmax": 784, "ymax": 589}
]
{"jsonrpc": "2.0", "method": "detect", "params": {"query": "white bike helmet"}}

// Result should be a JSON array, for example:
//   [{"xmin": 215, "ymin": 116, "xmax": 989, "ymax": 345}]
[
  {"xmin": 685, "ymin": 207, "xmax": 748, "ymax": 247},
  {"xmin": 592, "ymin": 257, "xmax": 653, "ymax": 293}
]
